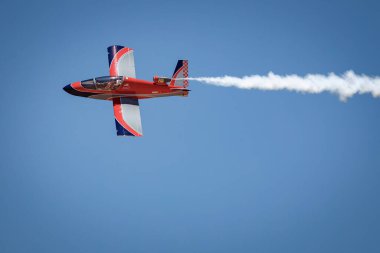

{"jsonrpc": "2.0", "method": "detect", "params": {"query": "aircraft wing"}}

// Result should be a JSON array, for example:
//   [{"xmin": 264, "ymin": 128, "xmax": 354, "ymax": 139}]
[
  {"xmin": 113, "ymin": 98, "xmax": 143, "ymax": 136},
  {"xmin": 108, "ymin": 45, "xmax": 136, "ymax": 77}
]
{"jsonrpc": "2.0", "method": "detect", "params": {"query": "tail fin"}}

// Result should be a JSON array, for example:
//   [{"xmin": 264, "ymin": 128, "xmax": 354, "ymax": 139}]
[{"xmin": 169, "ymin": 60, "xmax": 188, "ymax": 87}]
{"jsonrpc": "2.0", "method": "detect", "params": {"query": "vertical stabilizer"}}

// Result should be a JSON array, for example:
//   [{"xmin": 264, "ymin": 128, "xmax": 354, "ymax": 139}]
[{"xmin": 169, "ymin": 60, "xmax": 188, "ymax": 87}]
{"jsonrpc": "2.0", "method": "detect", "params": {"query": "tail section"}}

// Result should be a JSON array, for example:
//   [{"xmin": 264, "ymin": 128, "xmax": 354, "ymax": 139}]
[{"xmin": 169, "ymin": 60, "xmax": 188, "ymax": 87}]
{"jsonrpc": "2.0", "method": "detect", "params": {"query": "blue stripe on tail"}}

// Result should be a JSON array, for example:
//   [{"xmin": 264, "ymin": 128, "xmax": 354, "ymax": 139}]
[{"xmin": 172, "ymin": 60, "xmax": 184, "ymax": 76}]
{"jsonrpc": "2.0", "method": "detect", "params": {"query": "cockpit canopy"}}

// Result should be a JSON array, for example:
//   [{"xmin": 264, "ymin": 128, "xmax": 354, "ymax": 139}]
[{"xmin": 81, "ymin": 76, "xmax": 123, "ymax": 90}]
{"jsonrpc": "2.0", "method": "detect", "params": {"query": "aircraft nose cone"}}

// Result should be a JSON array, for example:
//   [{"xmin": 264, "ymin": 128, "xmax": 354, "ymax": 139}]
[
  {"xmin": 63, "ymin": 84, "xmax": 73, "ymax": 94},
  {"xmin": 63, "ymin": 82, "xmax": 85, "ymax": 97}
]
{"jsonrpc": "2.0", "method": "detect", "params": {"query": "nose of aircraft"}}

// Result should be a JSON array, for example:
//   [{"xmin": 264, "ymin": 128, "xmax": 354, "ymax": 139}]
[
  {"xmin": 63, "ymin": 82, "xmax": 86, "ymax": 97},
  {"xmin": 63, "ymin": 84, "xmax": 73, "ymax": 94}
]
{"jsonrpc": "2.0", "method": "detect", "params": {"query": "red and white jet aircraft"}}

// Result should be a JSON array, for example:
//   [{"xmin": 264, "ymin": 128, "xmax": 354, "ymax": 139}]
[{"xmin": 63, "ymin": 45, "xmax": 189, "ymax": 136}]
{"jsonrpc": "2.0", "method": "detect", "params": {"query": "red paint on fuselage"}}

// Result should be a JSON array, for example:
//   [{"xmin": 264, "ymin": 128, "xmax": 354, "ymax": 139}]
[{"xmin": 70, "ymin": 77, "xmax": 189, "ymax": 100}]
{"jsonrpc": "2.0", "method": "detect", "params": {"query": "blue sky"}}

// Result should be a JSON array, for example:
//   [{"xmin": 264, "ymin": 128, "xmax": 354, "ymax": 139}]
[{"xmin": 0, "ymin": 0, "xmax": 379, "ymax": 252}]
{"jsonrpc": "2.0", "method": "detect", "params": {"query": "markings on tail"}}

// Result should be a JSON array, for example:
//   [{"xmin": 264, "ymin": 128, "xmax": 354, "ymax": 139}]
[{"xmin": 170, "ymin": 60, "xmax": 189, "ymax": 87}]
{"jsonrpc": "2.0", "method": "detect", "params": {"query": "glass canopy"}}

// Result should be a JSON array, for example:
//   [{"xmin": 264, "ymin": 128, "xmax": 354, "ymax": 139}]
[{"xmin": 81, "ymin": 76, "xmax": 123, "ymax": 90}]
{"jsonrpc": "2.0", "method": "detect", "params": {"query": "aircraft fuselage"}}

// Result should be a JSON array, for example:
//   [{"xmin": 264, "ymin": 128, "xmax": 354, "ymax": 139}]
[{"xmin": 63, "ymin": 76, "xmax": 189, "ymax": 100}]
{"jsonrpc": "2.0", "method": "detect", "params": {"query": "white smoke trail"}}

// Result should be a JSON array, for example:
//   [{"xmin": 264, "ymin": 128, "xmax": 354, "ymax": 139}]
[{"xmin": 186, "ymin": 71, "xmax": 380, "ymax": 101}]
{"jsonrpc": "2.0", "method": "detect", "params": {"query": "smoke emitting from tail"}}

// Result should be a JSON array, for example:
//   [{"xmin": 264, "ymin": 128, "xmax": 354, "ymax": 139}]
[{"xmin": 186, "ymin": 71, "xmax": 380, "ymax": 101}]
